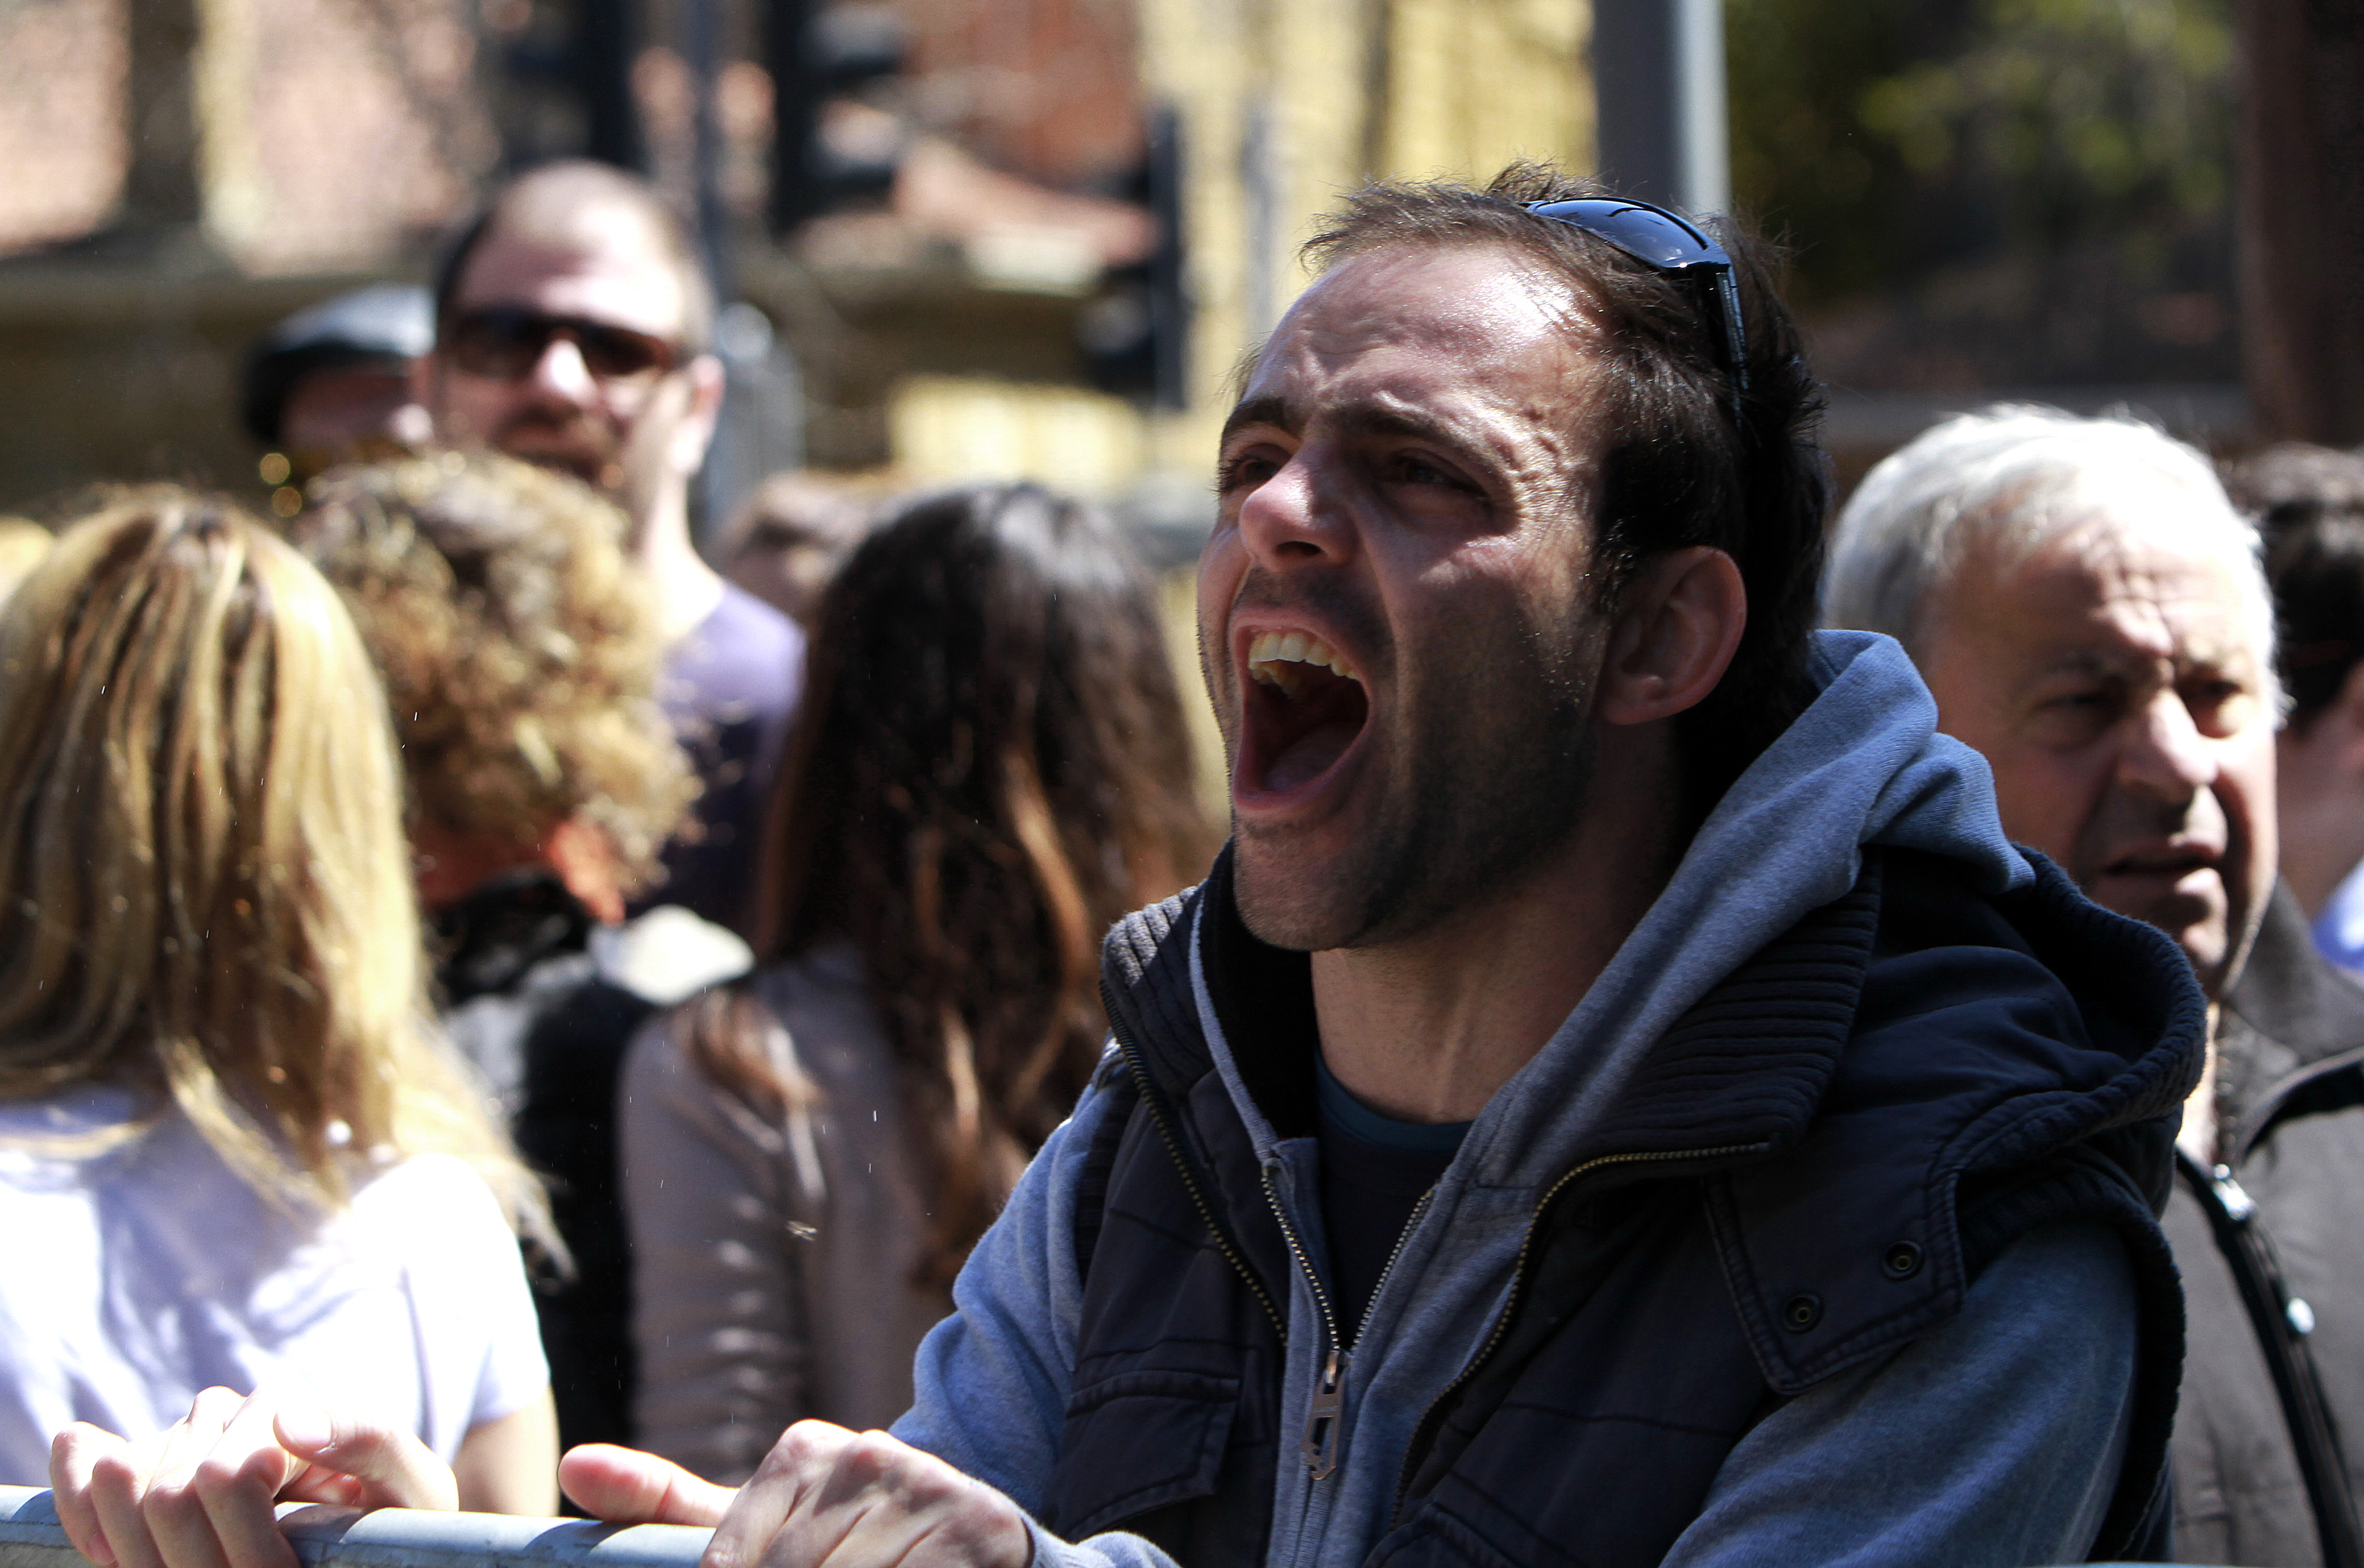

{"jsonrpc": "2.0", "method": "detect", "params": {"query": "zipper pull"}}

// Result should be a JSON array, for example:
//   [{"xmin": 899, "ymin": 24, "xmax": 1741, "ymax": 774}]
[
  {"xmin": 1301, "ymin": 1344, "xmax": 1345, "ymax": 1479},
  {"xmin": 2212, "ymin": 1165, "xmax": 2259, "ymax": 1223}
]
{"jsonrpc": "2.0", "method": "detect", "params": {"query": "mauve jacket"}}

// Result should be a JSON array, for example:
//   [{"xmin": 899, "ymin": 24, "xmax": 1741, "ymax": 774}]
[{"xmin": 621, "ymin": 943, "xmax": 952, "ymax": 1483}]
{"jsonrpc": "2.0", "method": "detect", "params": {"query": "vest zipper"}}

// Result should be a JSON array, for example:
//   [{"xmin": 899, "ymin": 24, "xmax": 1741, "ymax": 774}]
[
  {"xmin": 1387, "ymin": 1140, "xmax": 1769, "ymax": 1523},
  {"xmin": 1263, "ymin": 1163, "xmax": 1436, "ymax": 1481},
  {"xmin": 1105, "ymin": 1003, "xmax": 1288, "ymax": 1342}
]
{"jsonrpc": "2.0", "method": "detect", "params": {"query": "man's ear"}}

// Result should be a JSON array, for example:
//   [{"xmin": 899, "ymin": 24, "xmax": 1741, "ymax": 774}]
[
  {"xmin": 1595, "ymin": 547, "xmax": 1748, "ymax": 728},
  {"xmin": 545, "ymin": 813, "xmax": 626, "ymax": 926}
]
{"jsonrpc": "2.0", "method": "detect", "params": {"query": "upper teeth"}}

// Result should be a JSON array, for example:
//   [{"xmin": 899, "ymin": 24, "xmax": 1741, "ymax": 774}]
[{"xmin": 1248, "ymin": 630, "xmax": 1358, "ymax": 695}]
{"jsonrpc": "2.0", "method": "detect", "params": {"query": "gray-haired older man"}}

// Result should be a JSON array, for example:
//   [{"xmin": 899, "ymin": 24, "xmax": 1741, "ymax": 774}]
[{"xmin": 1828, "ymin": 404, "xmax": 2364, "ymax": 1568}]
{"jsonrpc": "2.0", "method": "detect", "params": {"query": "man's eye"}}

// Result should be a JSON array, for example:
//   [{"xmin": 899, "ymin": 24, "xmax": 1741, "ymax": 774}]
[
  {"xmin": 1217, "ymin": 453, "xmax": 1281, "ymax": 493},
  {"xmin": 2184, "ymin": 679, "xmax": 2255, "ymax": 733},
  {"xmin": 2187, "ymin": 679, "xmax": 2245, "ymax": 707},
  {"xmin": 1393, "ymin": 455, "xmax": 1464, "ymax": 488}
]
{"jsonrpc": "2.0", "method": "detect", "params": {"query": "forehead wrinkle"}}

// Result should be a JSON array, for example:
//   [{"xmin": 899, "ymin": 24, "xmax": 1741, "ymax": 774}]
[
  {"xmin": 2061, "ymin": 533, "xmax": 2264, "ymax": 670},
  {"xmin": 2017, "ymin": 580, "xmax": 2262, "ymax": 688},
  {"xmin": 1229, "ymin": 245, "xmax": 1608, "ymax": 509},
  {"xmin": 1282, "ymin": 242, "xmax": 1596, "ymax": 374}
]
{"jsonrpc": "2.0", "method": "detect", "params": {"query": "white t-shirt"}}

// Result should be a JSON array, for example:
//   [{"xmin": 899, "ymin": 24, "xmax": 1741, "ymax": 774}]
[{"xmin": 0, "ymin": 1085, "xmax": 548, "ymax": 1486}]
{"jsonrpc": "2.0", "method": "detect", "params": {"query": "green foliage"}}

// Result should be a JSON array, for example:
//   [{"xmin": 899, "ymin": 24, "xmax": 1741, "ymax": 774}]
[
  {"xmin": 1725, "ymin": 0, "xmax": 1921, "ymax": 305},
  {"xmin": 1727, "ymin": 0, "xmax": 2233, "ymax": 309}
]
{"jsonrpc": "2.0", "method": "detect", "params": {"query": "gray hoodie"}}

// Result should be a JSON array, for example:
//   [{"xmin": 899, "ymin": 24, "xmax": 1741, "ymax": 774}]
[{"xmin": 892, "ymin": 632, "xmax": 2147, "ymax": 1567}]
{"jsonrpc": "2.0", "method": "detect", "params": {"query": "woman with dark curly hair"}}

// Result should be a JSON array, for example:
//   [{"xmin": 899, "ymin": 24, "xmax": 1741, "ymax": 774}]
[{"xmin": 623, "ymin": 481, "xmax": 1213, "ymax": 1482}]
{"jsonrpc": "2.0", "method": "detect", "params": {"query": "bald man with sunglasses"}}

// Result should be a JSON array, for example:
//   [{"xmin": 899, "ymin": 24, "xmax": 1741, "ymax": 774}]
[{"xmin": 423, "ymin": 160, "xmax": 804, "ymax": 938}]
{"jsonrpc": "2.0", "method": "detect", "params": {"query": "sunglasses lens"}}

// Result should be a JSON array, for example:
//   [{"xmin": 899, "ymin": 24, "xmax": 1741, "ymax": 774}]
[
  {"xmin": 1524, "ymin": 197, "xmax": 1749, "ymax": 398},
  {"xmin": 1527, "ymin": 200, "xmax": 1723, "ymax": 267},
  {"xmin": 577, "ymin": 325, "xmax": 673, "ymax": 380},
  {"xmin": 448, "ymin": 311, "xmax": 547, "ymax": 379},
  {"xmin": 446, "ymin": 310, "xmax": 677, "ymax": 382}
]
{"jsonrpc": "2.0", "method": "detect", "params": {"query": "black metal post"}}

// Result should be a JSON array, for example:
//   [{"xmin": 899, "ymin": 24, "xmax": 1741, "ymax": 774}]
[
  {"xmin": 1590, "ymin": 0, "xmax": 1729, "ymax": 215},
  {"xmin": 764, "ymin": 0, "xmax": 820, "ymax": 232},
  {"xmin": 576, "ymin": 0, "xmax": 644, "ymax": 171}
]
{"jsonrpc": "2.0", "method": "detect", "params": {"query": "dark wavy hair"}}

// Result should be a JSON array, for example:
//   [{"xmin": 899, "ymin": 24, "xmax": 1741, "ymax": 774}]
[
  {"xmin": 1304, "ymin": 163, "xmax": 1833, "ymax": 817},
  {"xmin": 686, "ymin": 481, "xmax": 1212, "ymax": 1285},
  {"xmin": 2221, "ymin": 441, "xmax": 2364, "ymax": 733}
]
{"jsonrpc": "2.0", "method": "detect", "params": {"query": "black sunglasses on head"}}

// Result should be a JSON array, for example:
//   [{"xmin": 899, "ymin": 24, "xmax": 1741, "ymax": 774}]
[
  {"xmin": 1524, "ymin": 198, "xmax": 1749, "ymax": 415},
  {"xmin": 444, "ymin": 307, "xmax": 681, "ymax": 384}
]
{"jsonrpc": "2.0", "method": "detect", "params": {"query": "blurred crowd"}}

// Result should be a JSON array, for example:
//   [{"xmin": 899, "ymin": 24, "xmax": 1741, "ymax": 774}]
[
  {"xmin": 11, "ymin": 149, "xmax": 2364, "ymax": 1568},
  {"xmin": 0, "ymin": 158, "xmax": 1213, "ymax": 1499}
]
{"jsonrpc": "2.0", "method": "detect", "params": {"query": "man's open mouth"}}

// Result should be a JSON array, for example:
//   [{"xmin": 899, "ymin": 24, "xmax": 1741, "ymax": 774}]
[{"xmin": 1241, "ymin": 629, "xmax": 1371, "ymax": 797}]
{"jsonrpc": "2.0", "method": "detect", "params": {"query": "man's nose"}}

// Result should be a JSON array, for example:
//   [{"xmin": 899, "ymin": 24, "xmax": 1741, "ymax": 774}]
[
  {"xmin": 2117, "ymin": 688, "xmax": 2219, "ymax": 800},
  {"xmin": 1234, "ymin": 450, "xmax": 1355, "ymax": 572},
  {"xmin": 527, "ymin": 336, "xmax": 599, "ymax": 404}
]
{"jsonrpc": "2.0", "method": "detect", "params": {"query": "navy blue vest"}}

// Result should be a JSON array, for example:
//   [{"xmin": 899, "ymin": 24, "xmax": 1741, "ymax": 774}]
[{"xmin": 1043, "ymin": 848, "xmax": 2199, "ymax": 1566}]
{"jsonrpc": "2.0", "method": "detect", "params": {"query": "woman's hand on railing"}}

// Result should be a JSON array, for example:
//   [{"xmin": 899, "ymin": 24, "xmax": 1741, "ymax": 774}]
[
  {"xmin": 47, "ymin": 1400, "xmax": 1026, "ymax": 1568},
  {"xmin": 47, "ymin": 1387, "xmax": 456, "ymax": 1568}
]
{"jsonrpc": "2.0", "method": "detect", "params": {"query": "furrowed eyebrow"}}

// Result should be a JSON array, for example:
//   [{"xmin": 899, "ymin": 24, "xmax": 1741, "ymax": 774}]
[
  {"xmin": 1330, "ymin": 402, "xmax": 1478, "ymax": 452},
  {"xmin": 1220, "ymin": 394, "xmax": 1291, "ymax": 445},
  {"xmin": 1221, "ymin": 393, "xmax": 1482, "ymax": 455},
  {"xmin": 2032, "ymin": 644, "xmax": 2255, "ymax": 687}
]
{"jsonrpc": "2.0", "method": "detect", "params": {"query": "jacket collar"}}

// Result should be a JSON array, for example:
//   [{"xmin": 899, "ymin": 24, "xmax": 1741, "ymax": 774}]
[
  {"xmin": 1104, "ymin": 845, "xmax": 1877, "ymax": 1184},
  {"xmin": 2222, "ymin": 878, "xmax": 2364, "ymax": 1155},
  {"xmin": 1102, "ymin": 843, "xmax": 2201, "ymax": 1200}
]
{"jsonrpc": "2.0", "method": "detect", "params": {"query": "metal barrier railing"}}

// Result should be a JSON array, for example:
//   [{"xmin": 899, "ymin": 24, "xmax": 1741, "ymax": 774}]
[{"xmin": 0, "ymin": 1488, "xmax": 713, "ymax": 1568}]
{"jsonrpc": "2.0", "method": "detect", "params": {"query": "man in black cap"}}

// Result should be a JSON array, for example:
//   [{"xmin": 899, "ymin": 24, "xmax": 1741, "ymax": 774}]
[{"xmin": 241, "ymin": 284, "xmax": 433, "ymax": 467}]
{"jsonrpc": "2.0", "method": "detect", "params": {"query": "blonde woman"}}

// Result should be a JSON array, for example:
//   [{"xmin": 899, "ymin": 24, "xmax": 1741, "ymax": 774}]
[{"xmin": 0, "ymin": 490, "xmax": 556, "ymax": 1512}]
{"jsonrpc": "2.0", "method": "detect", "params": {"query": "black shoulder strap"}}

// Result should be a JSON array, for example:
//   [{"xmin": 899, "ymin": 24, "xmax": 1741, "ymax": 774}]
[{"xmin": 2178, "ymin": 1152, "xmax": 2364, "ymax": 1568}]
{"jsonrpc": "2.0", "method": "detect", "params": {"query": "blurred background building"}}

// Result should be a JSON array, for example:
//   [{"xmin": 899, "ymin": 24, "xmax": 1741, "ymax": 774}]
[{"xmin": 0, "ymin": 0, "xmax": 2355, "ymax": 529}]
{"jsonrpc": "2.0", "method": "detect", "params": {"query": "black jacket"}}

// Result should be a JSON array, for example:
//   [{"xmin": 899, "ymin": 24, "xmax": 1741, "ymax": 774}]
[
  {"xmin": 2168, "ymin": 883, "xmax": 2364, "ymax": 1566},
  {"xmin": 434, "ymin": 870, "xmax": 654, "ymax": 1456},
  {"xmin": 1048, "ymin": 845, "xmax": 2202, "ymax": 1567}
]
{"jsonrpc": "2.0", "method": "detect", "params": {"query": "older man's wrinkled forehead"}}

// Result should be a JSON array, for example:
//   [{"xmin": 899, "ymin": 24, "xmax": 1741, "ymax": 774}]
[{"xmin": 1955, "ymin": 454, "xmax": 2279, "ymax": 686}]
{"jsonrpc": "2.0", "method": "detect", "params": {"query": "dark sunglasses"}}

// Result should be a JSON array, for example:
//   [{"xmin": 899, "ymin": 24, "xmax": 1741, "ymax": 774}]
[
  {"xmin": 444, "ymin": 307, "xmax": 681, "ymax": 384},
  {"xmin": 1524, "ymin": 198, "xmax": 1749, "ymax": 414}
]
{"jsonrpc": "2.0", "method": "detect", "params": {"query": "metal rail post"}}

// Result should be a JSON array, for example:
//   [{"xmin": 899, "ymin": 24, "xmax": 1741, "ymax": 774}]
[
  {"xmin": 1590, "ymin": 0, "xmax": 1731, "ymax": 216},
  {"xmin": 0, "ymin": 1489, "xmax": 712, "ymax": 1568}
]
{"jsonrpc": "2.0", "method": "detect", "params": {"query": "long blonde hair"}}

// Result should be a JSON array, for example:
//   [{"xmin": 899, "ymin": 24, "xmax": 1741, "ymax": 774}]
[{"xmin": 0, "ymin": 489, "xmax": 539, "ymax": 1224}]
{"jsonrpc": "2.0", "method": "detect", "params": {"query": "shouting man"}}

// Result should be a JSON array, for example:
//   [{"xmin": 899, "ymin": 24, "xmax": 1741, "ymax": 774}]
[{"xmin": 56, "ymin": 170, "xmax": 2199, "ymax": 1568}]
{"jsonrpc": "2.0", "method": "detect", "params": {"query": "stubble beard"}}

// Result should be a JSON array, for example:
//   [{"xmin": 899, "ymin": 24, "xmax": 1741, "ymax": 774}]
[
  {"xmin": 1230, "ymin": 601, "xmax": 1605, "ymax": 953},
  {"xmin": 493, "ymin": 407, "xmax": 625, "ymax": 490}
]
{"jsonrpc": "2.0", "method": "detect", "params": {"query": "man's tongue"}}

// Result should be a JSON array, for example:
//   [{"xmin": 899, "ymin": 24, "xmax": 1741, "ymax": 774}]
[{"xmin": 1266, "ymin": 721, "xmax": 1359, "ymax": 794}]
